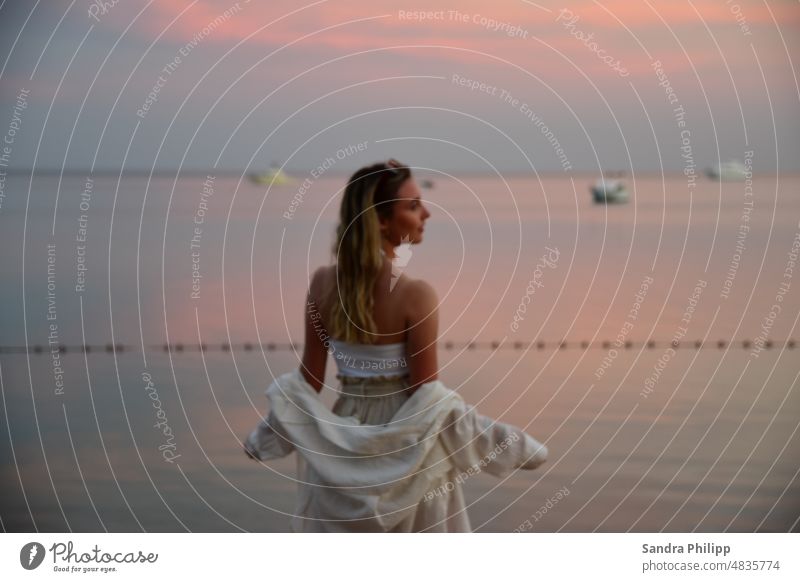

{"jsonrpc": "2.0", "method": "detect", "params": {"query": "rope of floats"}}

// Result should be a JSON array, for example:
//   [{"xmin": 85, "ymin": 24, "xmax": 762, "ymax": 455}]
[{"xmin": 0, "ymin": 338, "xmax": 794, "ymax": 355}]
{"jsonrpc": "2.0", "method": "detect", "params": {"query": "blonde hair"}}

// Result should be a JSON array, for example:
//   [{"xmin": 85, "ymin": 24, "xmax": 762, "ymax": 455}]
[{"xmin": 325, "ymin": 160, "xmax": 411, "ymax": 344}]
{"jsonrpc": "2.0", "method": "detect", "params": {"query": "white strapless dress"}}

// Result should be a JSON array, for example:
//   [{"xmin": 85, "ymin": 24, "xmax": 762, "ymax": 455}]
[{"xmin": 326, "ymin": 339, "xmax": 412, "ymax": 425}]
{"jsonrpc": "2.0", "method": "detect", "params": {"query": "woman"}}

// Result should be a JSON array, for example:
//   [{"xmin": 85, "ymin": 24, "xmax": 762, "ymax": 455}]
[{"xmin": 244, "ymin": 159, "xmax": 548, "ymax": 532}]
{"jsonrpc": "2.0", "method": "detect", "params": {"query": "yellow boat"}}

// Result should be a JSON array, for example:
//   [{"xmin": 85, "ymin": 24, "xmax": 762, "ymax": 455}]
[{"xmin": 248, "ymin": 165, "xmax": 295, "ymax": 185}]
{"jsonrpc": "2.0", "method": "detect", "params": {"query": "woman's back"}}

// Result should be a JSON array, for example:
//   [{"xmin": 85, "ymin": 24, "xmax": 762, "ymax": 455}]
[
  {"xmin": 303, "ymin": 259, "xmax": 439, "ymax": 394},
  {"xmin": 314, "ymin": 263, "xmax": 411, "ymax": 345},
  {"xmin": 307, "ymin": 262, "xmax": 439, "ymax": 393}
]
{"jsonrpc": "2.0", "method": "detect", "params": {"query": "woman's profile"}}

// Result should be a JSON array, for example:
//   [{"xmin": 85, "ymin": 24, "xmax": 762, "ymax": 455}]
[{"xmin": 244, "ymin": 159, "xmax": 548, "ymax": 532}]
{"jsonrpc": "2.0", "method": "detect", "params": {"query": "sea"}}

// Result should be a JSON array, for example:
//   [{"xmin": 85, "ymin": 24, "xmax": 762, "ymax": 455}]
[{"xmin": 0, "ymin": 171, "xmax": 798, "ymax": 532}]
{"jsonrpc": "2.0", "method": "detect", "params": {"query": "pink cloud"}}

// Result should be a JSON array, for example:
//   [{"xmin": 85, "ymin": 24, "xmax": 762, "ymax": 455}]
[
  {"xmin": 81, "ymin": 1, "xmax": 798, "ymax": 100},
  {"xmin": 122, "ymin": 0, "xmax": 800, "ymax": 48}
]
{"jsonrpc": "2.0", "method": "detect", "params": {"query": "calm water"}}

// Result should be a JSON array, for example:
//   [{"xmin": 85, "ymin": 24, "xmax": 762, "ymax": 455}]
[{"xmin": 1, "ymin": 172, "xmax": 798, "ymax": 532}]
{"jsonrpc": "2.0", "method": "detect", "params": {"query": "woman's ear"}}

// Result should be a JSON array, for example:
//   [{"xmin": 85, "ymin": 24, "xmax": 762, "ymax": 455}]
[{"xmin": 377, "ymin": 214, "xmax": 390, "ymax": 235}]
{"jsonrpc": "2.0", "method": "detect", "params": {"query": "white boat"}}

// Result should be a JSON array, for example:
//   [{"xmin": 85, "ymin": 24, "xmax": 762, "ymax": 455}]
[
  {"xmin": 591, "ymin": 178, "xmax": 629, "ymax": 203},
  {"xmin": 705, "ymin": 160, "xmax": 747, "ymax": 181},
  {"xmin": 248, "ymin": 164, "xmax": 295, "ymax": 185}
]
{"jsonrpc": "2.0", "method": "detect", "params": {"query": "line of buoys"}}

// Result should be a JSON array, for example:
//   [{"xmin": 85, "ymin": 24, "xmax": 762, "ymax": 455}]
[{"xmin": 0, "ymin": 339, "xmax": 795, "ymax": 354}]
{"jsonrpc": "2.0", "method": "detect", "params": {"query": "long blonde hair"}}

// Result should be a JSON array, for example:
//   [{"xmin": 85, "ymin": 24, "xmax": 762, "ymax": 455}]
[{"xmin": 325, "ymin": 160, "xmax": 411, "ymax": 344}]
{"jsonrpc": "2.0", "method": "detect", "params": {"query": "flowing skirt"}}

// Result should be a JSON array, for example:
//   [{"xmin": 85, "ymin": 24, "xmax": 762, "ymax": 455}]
[{"xmin": 330, "ymin": 373, "xmax": 412, "ymax": 425}]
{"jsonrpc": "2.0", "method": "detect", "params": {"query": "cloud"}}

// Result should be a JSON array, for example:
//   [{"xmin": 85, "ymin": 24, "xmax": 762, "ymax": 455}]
[{"xmin": 100, "ymin": 0, "xmax": 797, "ymax": 87}]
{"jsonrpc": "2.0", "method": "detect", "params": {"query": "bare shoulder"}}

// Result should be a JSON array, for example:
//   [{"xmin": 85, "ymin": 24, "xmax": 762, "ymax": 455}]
[
  {"xmin": 403, "ymin": 277, "xmax": 438, "ymax": 311},
  {"xmin": 404, "ymin": 276, "xmax": 437, "ymax": 298},
  {"xmin": 309, "ymin": 265, "xmax": 335, "ymax": 301},
  {"xmin": 403, "ymin": 277, "xmax": 439, "ymax": 351},
  {"xmin": 312, "ymin": 264, "xmax": 335, "ymax": 282}
]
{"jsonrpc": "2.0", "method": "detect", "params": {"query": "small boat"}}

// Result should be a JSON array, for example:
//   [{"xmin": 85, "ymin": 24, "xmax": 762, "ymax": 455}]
[
  {"xmin": 248, "ymin": 164, "xmax": 295, "ymax": 185},
  {"xmin": 420, "ymin": 178, "xmax": 434, "ymax": 189},
  {"xmin": 591, "ymin": 178, "xmax": 629, "ymax": 203},
  {"xmin": 705, "ymin": 160, "xmax": 747, "ymax": 181}
]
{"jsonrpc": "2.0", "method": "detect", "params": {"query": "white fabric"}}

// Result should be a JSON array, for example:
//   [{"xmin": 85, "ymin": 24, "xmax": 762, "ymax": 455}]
[
  {"xmin": 243, "ymin": 368, "xmax": 548, "ymax": 532},
  {"xmin": 329, "ymin": 339, "xmax": 409, "ymax": 378},
  {"xmin": 331, "ymin": 377, "xmax": 412, "ymax": 426}
]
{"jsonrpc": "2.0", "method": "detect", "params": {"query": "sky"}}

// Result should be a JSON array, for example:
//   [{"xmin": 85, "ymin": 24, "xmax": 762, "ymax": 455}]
[{"xmin": 0, "ymin": 0, "xmax": 798, "ymax": 174}]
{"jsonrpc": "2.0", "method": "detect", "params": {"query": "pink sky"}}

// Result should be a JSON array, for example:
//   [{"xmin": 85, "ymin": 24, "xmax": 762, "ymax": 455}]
[
  {"xmin": 1, "ymin": 0, "xmax": 797, "ymax": 171},
  {"xmin": 106, "ymin": 0, "xmax": 798, "ymax": 82}
]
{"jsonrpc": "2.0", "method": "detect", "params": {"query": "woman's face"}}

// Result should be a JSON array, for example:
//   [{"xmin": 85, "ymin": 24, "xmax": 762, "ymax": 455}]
[{"xmin": 380, "ymin": 178, "xmax": 431, "ymax": 245}]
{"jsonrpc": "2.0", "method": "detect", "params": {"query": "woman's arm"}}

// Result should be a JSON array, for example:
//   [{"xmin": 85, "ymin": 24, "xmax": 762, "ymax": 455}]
[
  {"xmin": 299, "ymin": 267, "xmax": 328, "ymax": 393},
  {"xmin": 405, "ymin": 279, "xmax": 439, "ymax": 395}
]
